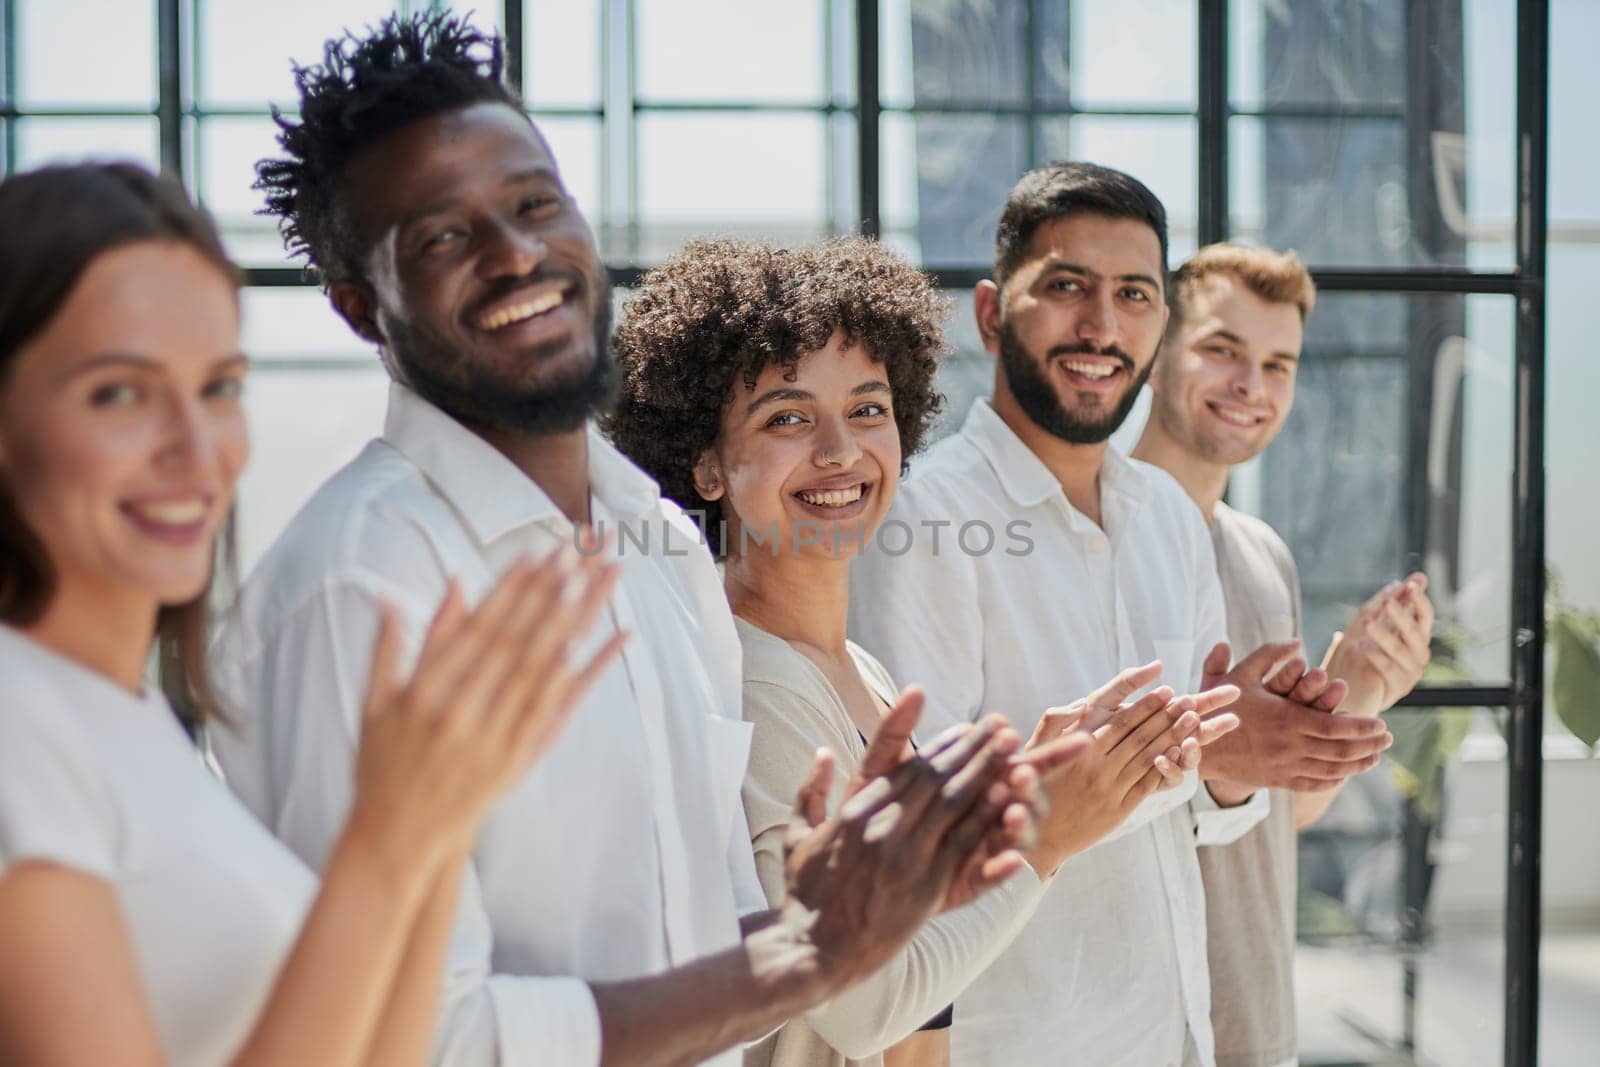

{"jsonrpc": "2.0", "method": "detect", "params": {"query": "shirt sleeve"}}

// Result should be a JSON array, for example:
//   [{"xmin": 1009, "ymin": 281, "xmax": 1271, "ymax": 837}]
[
  {"xmin": 211, "ymin": 576, "xmax": 603, "ymax": 1067},
  {"xmin": 1190, "ymin": 779, "xmax": 1272, "ymax": 845},
  {"xmin": 847, "ymin": 481, "xmax": 986, "ymax": 736},
  {"xmin": 1186, "ymin": 501, "xmax": 1271, "ymax": 846},
  {"xmin": 741, "ymin": 679, "xmax": 1047, "ymax": 1059},
  {"xmin": 0, "ymin": 700, "xmax": 122, "ymax": 881}
]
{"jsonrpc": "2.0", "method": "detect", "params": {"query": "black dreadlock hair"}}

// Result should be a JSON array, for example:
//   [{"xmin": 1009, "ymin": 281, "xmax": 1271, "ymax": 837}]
[{"xmin": 256, "ymin": 9, "xmax": 523, "ymax": 287}]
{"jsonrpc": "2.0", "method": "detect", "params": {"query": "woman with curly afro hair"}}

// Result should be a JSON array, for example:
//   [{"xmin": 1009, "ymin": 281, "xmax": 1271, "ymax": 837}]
[{"xmin": 606, "ymin": 237, "xmax": 1091, "ymax": 1067}]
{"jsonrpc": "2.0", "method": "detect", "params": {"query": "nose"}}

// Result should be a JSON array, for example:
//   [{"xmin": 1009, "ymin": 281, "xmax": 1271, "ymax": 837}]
[
  {"xmin": 154, "ymin": 393, "xmax": 222, "ymax": 476},
  {"xmin": 475, "ymin": 216, "xmax": 547, "ymax": 281},
  {"xmin": 814, "ymin": 414, "xmax": 863, "ymax": 469},
  {"xmin": 1076, "ymin": 287, "xmax": 1123, "ymax": 351},
  {"xmin": 1230, "ymin": 360, "xmax": 1266, "ymax": 403}
]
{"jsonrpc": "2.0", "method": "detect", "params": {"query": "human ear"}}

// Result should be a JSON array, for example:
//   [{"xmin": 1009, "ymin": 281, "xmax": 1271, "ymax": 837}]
[
  {"xmin": 974, "ymin": 280, "xmax": 1003, "ymax": 357},
  {"xmin": 330, "ymin": 282, "xmax": 383, "ymax": 346},
  {"xmin": 692, "ymin": 451, "xmax": 725, "ymax": 501}
]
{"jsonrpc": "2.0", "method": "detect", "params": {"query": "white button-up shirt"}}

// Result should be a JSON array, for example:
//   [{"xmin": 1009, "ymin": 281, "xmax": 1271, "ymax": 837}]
[
  {"xmin": 848, "ymin": 399, "xmax": 1268, "ymax": 1067},
  {"xmin": 212, "ymin": 383, "xmax": 764, "ymax": 1067}
]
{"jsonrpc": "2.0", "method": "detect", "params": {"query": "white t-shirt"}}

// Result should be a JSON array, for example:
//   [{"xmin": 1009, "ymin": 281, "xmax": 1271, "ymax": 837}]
[{"xmin": 0, "ymin": 625, "xmax": 316, "ymax": 1067}]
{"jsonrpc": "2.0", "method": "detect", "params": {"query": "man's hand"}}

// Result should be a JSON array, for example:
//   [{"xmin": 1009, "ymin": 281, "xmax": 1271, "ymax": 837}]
[
  {"xmin": 1323, "ymin": 572, "xmax": 1433, "ymax": 715},
  {"xmin": 1198, "ymin": 641, "xmax": 1391, "ymax": 799},
  {"xmin": 1015, "ymin": 662, "xmax": 1241, "ymax": 876},
  {"xmin": 780, "ymin": 688, "xmax": 1032, "ymax": 991}
]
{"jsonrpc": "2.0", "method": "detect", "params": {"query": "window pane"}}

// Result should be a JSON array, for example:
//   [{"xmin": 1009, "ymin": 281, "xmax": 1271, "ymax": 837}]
[
  {"xmin": 882, "ymin": 0, "xmax": 1027, "ymax": 108},
  {"xmin": 637, "ymin": 0, "xmax": 824, "ymax": 104},
  {"xmin": 882, "ymin": 112, "xmax": 1026, "ymax": 266},
  {"xmin": 240, "ymin": 287, "xmax": 372, "ymax": 362},
  {"xmin": 200, "ymin": 117, "xmax": 287, "ymax": 267},
  {"xmin": 1296, "ymin": 708, "xmax": 1507, "ymax": 1065},
  {"xmin": 1039, "ymin": 117, "xmax": 1199, "ymax": 264},
  {"xmin": 14, "ymin": 117, "xmax": 159, "ymax": 170},
  {"xmin": 16, "ymin": 0, "xmax": 155, "ymax": 106},
  {"xmin": 1228, "ymin": 1, "xmax": 1515, "ymax": 269},
  {"xmin": 634, "ymin": 112, "xmax": 829, "ymax": 262},
  {"xmin": 1068, "ymin": 0, "xmax": 1196, "ymax": 109},
  {"xmin": 533, "ymin": 115, "xmax": 601, "ymax": 222},
  {"xmin": 236, "ymin": 366, "xmax": 388, "ymax": 571},
  {"xmin": 526, "ymin": 0, "xmax": 601, "ymax": 107},
  {"xmin": 200, "ymin": 0, "xmax": 397, "ymax": 109},
  {"xmin": 1230, "ymin": 0, "xmax": 1405, "ymax": 109},
  {"xmin": 1231, "ymin": 294, "xmax": 1513, "ymax": 684}
]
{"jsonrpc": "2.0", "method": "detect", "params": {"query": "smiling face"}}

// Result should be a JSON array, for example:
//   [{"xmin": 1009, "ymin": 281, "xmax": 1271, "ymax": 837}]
[
  {"xmin": 979, "ymin": 212, "xmax": 1169, "ymax": 444},
  {"xmin": 698, "ymin": 334, "xmax": 899, "ymax": 562},
  {"xmin": 1151, "ymin": 271, "xmax": 1302, "ymax": 465},
  {"xmin": 0, "ymin": 241, "xmax": 248, "ymax": 611},
  {"xmin": 332, "ymin": 101, "xmax": 613, "ymax": 436}
]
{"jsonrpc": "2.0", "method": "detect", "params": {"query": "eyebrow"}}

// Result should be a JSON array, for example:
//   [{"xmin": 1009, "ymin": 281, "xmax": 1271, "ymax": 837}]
[
  {"xmin": 55, "ymin": 352, "xmax": 250, "ymax": 385},
  {"xmin": 398, "ymin": 166, "xmax": 563, "ymax": 232},
  {"xmin": 1042, "ymin": 261, "xmax": 1163, "ymax": 292},
  {"xmin": 743, "ymin": 379, "xmax": 890, "ymax": 417}
]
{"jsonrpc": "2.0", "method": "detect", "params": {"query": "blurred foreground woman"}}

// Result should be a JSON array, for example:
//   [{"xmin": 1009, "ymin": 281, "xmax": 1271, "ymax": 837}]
[{"xmin": 0, "ymin": 163, "xmax": 623, "ymax": 1066}]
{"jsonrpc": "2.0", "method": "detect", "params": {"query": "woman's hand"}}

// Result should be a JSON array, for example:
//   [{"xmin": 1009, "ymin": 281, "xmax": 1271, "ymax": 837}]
[{"xmin": 347, "ymin": 543, "xmax": 627, "ymax": 870}]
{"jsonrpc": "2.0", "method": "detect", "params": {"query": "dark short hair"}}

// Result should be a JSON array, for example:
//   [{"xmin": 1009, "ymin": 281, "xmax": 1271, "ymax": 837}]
[
  {"xmin": 256, "ymin": 10, "xmax": 524, "ymax": 287},
  {"xmin": 0, "ymin": 162, "xmax": 238, "ymax": 722},
  {"xmin": 994, "ymin": 161, "xmax": 1169, "ymax": 286},
  {"xmin": 605, "ymin": 237, "xmax": 947, "ymax": 557}
]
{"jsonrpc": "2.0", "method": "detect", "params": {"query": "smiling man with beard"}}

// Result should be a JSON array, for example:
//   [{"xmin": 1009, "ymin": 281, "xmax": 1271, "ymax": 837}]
[
  {"xmin": 208, "ymin": 13, "xmax": 1046, "ymax": 1067},
  {"xmin": 849, "ymin": 163, "xmax": 1390, "ymax": 1066}
]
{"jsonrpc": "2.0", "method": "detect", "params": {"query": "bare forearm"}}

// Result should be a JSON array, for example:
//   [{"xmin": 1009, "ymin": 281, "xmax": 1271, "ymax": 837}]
[
  {"xmin": 230, "ymin": 822, "xmax": 438, "ymax": 1067},
  {"xmin": 594, "ymin": 913, "xmax": 836, "ymax": 1067},
  {"xmin": 360, "ymin": 850, "xmax": 472, "ymax": 1067}
]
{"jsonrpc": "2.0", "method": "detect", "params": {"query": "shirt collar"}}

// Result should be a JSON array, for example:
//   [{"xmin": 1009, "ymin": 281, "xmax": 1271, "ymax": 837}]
[
  {"xmin": 959, "ymin": 396, "xmax": 1151, "ymax": 521},
  {"xmin": 381, "ymin": 382, "xmax": 660, "ymax": 546}
]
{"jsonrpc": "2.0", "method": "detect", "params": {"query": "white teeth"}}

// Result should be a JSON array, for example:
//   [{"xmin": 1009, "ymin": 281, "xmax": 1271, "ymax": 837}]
[
  {"xmin": 478, "ymin": 290, "xmax": 565, "ymax": 330},
  {"xmin": 132, "ymin": 501, "xmax": 206, "ymax": 525},
  {"xmin": 1062, "ymin": 360, "xmax": 1117, "ymax": 380},
  {"xmin": 797, "ymin": 485, "xmax": 865, "ymax": 507},
  {"xmin": 1211, "ymin": 405, "xmax": 1259, "ymax": 427}
]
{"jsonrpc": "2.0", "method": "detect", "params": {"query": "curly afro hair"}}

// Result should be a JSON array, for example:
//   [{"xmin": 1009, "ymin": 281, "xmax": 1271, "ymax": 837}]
[
  {"xmin": 604, "ymin": 236, "xmax": 948, "ymax": 555},
  {"xmin": 256, "ymin": 10, "xmax": 522, "ymax": 287}
]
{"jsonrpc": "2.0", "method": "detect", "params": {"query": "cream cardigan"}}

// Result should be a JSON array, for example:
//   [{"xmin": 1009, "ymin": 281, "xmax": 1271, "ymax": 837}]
[{"xmin": 734, "ymin": 617, "xmax": 1048, "ymax": 1067}]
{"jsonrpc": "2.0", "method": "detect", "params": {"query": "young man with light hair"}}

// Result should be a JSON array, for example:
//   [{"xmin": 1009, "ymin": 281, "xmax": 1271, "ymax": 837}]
[{"xmin": 1132, "ymin": 243, "xmax": 1435, "ymax": 1067}]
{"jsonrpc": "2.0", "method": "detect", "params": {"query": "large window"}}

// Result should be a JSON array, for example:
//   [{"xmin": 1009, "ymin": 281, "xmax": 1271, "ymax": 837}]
[{"xmin": 1, "ymin": 4, "xmax": 1588, "ymax": 1064}]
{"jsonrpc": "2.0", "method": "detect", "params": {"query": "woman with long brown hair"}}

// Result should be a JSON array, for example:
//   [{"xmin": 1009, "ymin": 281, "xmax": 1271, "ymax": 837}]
[{"xmin": 0, "ymin": 162, "xmax": 623, "ymax": 1066}]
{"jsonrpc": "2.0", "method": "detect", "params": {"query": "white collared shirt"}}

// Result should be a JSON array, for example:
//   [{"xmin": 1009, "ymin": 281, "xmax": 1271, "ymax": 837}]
[
  {"xmin": 848, "ymin": 399, "xmax": 1268, "ymax": 1067},
  {"xmin": 212, "ymin": 383, "xmax": 763, "ymax": 1067}
]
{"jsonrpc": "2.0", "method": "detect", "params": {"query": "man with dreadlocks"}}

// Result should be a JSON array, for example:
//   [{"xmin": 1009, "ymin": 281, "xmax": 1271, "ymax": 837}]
[{"xmin": 211, "ymin": 11, "xmax": 1044, "ymax": 1066}]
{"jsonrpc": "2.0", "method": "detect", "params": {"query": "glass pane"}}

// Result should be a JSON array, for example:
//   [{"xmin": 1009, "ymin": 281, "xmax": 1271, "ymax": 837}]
[
  {"xmin": 200, "ymin": 0, "xmax": 397, "ymax": 109},
  {"xmin": 236, "ymin": 365, "xmax": 388, "ymax": 571},
  {"xmin": 16, "ymin": 0, "xmax": 155, "ymax": 106},
  {"xmin": 14, "ymin": 117, "xmax": 160, "ymax": 170},
  {"xmin": 1228, "ymin": 294, "xmax": 1513, "ymax": 684},
  {"xmin": 526, "ymin": 0, "xmax": 601, "ymax": 107},
  {"xmin": 240, "ymin": 287, "xmax": 373, "ymax": 362},
  {"xmin": 636, "ymin": 0, "xmax": 824, "ymax": 104},
  {"xmin": 881, "ymin": 112, "xmax": 1026, "ymax": 266},
  {"xmin": 924, "ymin": 288, "xmax": 987, "ymax": 440},
  {"xmin": 633, "ymin": 112, "xmax": 829, "ymax": 262},
  {"xmin": 532, "ymin": 115, "xmax": 601, "ymax": 223},
  {"xmin": 200, "ymin": 117, "xmax": 287, "ymax": 267},
  {"xmin": 1038, "ymin": 116, "xmax": 1199, "ymax": 264},
  {"xmin": 1068, "ymin": 0, "xmax": 1196, "ymax": 110},
  {"xmin": 1228, "ymin": 1, "xmax": 1515, "ymax": 269},
  {"xmin": 1544, "ymin": 0, "xmax": 1600, "ymax": 801},
  {"xmin": 1296, "ymin": 708, "xmax": 1507, "ymax": 1065},
  {"xmin": 1230, "ymin": 0, "xmax": 1405, "ymax": 109},
  {"xmin": 882, "ymin": 0, "xmax": 1027, "ymax": 108}
]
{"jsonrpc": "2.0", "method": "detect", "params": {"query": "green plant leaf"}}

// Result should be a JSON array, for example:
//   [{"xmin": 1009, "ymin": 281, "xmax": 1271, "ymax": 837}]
[{"xmin": 1551, "ymin": 611, "xmax": 1600, "ymax": 747}]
